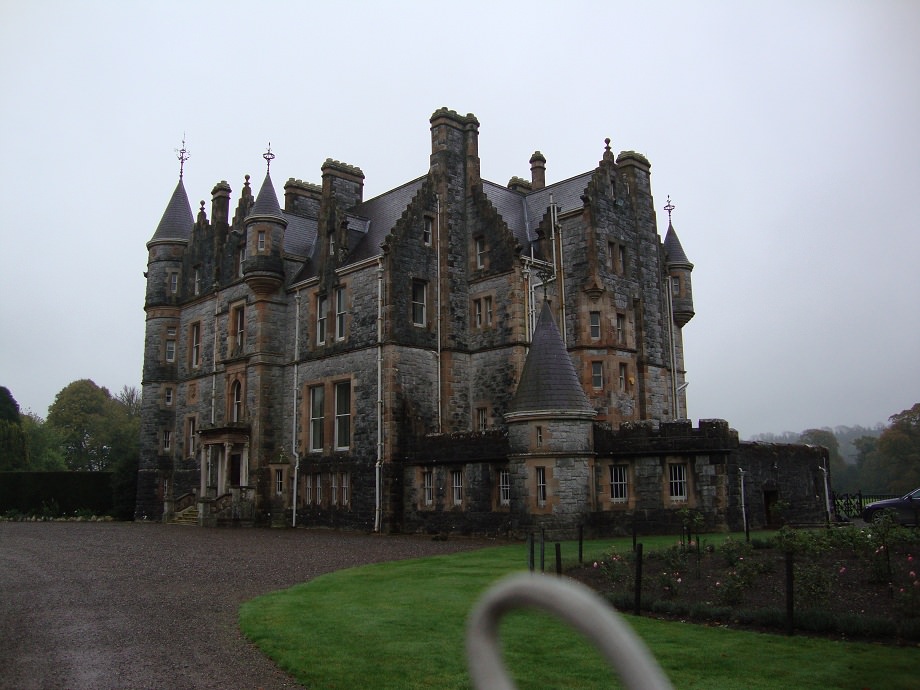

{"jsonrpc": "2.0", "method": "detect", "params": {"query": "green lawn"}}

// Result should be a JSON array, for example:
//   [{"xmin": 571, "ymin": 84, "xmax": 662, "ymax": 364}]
[{"xmin": 239, "ymin": 535, "xmax": 916, "ymax": 689}]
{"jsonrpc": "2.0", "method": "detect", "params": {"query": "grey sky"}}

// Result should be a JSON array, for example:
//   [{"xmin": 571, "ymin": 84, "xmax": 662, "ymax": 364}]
[{"xmin": 1, "ymin": 0, "xmax": 917, "ymax": 439}]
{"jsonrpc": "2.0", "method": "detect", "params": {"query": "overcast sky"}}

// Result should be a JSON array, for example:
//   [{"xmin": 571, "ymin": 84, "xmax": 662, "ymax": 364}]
[{"xmin": 1, "ymin": 1, "xmax": 917, "ymax": 439}]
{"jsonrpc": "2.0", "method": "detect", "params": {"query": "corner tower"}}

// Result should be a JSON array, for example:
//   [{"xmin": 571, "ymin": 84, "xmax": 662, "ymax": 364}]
[
  {"xmin": 243, "ymin": 149, "xmax": 287, "ymax": 297},
  {"xmin": 505, "ymin": 300, "xmax": 597, "ymax": 536},
  {"xmin": 137, "ymin": 147, "xmax": 193, "ymax": 520}
]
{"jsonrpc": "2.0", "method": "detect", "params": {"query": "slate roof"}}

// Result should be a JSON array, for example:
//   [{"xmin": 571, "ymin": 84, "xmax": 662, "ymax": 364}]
[
  {"xmin": 149, "ymin": 178, "xmax": 193, "ymax": 243},
  {"xmin": 282, "ymin": 213, "xmax": 316, "ymax": 259},
  {"xmin": 481, "ymin": 172, "xmax": 592, "ymax": 252},
  {"xmin": 508, "ymin": 300, "xmax": 594, "ymax": 415},
  {"xmin": 663, "ymin": 223, "xmax": 692, "ymax": 266},
  {"xmin": 250, "ymin": 172, "xmax": 285, "ymax": 220},
  {"xmin": 348, "ymin": 176, "xmax": 426, "ymax": 264}
]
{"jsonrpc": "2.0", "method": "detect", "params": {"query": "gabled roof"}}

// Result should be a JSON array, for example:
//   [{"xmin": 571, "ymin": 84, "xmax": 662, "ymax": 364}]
[
  {"xmin": 507, "ymin": 300, "xmax": 594, "ymax": 415},
  {"xmin": 481, "ymin": 172, "xmax": 592, "ymax": 251},
  {"xmin": 149, "ymin": 178, "xmax": 193, "ymax": 244},
  {"xmin": 348, "ymin": 176, "xmax": 427, "ymax": 264}
]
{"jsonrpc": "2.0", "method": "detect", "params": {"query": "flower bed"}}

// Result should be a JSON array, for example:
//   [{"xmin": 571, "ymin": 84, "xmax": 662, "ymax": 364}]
[{"xmin": 570, "ymin": 520, "xmax": 920, "ymax": 643}]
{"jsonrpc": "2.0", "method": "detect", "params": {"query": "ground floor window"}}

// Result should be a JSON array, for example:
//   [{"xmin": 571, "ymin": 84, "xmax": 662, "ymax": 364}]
[
  {"xmin": 610, "ymin": 464, "xmax": 628, "ymax": 503},
  {"xmin": 536, "ymin": 466, "xmax": 547, "ymax": 506},
  {"xmin": 451, "ymin": 469, "xmax": 463, "ymax": 506},
  {"xmin": 275, "ymin": 468, "xmax": 284, "ymax": 495},
  {"xmin": 423, "ymin": 470, "xmax": 434, "ymax": 506},
  {"xmin": 668, "ymin": 463, "xmax": 688, "ymax": 501},
  {"xmin": 304, "ymin": 474, "xmax": 313, "ymax": 505},
  {"xmin": 499, "ymin": 469, "xmax": 510, "ymax": 506},
  {"xmin": 340, "ymin": 472, "xmax": 350, "ymax": 506}
]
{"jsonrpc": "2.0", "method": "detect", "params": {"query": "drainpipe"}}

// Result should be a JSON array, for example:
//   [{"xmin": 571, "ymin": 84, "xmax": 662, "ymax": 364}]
[
  {"xmin": 665, "ymin": 274, "xmax": 680, "ymax": 419},
  {"xmin": 551, "ymin": 194, "xmax": 566, "ymax": 345},
  {"xmin": 819, "ymin": 461, "xmax": 831, "ymax": 527},
  {"xmin": 436, "ymin": 194, "xmax": 443, "ymax": 433},
  {"xmin": 375, "ymin": 258, "xmax": 384, "ymax": 532},
  {"xmin": 291, "ymin": 291, "xmax": 301, "ymax": 527},
  {"xmin": 211, "ymin": 294, "xmax": 219, "ymax": 425},
  {"xmin": 739, "ymin": 468, "xmax": 748, "ymax": 535}
]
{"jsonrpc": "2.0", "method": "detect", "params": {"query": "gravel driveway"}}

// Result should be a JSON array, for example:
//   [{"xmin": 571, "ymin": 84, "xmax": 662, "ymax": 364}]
[{"xmin": 0, "ymin": 521, "xmax": 492, "ymax": 690}]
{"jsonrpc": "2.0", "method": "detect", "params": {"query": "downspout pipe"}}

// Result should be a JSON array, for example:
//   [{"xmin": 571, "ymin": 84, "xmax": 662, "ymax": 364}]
[
  {"xmin": 291, "ymin": 291, "xmax": 301, "ymax": 528},
  {"xmin": 436, "ymin": 195, "xmax": 443, "ymax": 433},
  {"xmin": 551, "ymin": 195, "xmax": 566, "ymax": 345},
  {"xmin": 739, "ymin": 468, "xmax": 748, "ymax": 536},
  {"xmin": 665, "ymin": 274, "xmax": 680, "ymax": 419},
  {"xmin": 375, "ymin": 259, "xmax": 384, "ymax": 532}
]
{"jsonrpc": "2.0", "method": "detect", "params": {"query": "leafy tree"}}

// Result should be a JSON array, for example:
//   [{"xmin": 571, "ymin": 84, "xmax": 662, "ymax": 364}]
[
  {"xmin": 800, "ymin": 428, "xmax": 846, "ymax": 476},
  {"xmin": 20, "ymin": 412, "xmax": 66, "ymax": 471},
  {"xmin": 0, "ymin": 386, "xmax": 28, "ymax": 470},
  {"xmin": 876, "ymin": 403, "xmax": 920, "ymax": 494},
  {"xmin": 116, "ymin": 385, "xmax": 142, "ymax": 418},
  {"xmin": 46, "ymin": 379, "xmax": 117, "ymax": 471},
  {"xmin": 109, "ymin": 386, "xmax": 141, "ymax": 519}
]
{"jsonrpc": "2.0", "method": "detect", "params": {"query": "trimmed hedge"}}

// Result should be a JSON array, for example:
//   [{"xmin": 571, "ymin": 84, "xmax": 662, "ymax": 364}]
[{"xmin": 0, "ymin": 472, "xmax": 114, "ymax": 516}]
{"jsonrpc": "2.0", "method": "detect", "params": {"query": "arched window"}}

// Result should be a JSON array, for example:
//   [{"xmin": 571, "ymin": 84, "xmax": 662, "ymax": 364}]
[{"xmin": 231, "ymin": 381, "xmax": 243, "ymax": 422}]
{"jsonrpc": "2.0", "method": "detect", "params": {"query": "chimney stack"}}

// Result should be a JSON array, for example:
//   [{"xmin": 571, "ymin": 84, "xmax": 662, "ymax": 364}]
[
  {"xmin": 210, "ymin": 180, "xmax": 231, "ymax": 225},
  {"xmin": 530, "ymin": 151, "xmax": 546, "ymax": 190}
]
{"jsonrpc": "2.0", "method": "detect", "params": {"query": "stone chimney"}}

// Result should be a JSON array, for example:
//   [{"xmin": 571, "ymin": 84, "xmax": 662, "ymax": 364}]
[
  {"xmin": 508, "ymin": 176, "xmax": 532, "ymax": 194},
  {"xmin": 429, "ymin": 108, "xmax": 481, "ymax": 191},
  {"xmin": 284, "ymin": 178, "xmax": 322, "ymax": 216},
  {"xmin": 530, "ymin": 151, "xmax": 546, "ymax": 190},
  {"xmin": 321, "ymin": 159, "xmax": 365, "ymax": 209},
  {"xmin": 210, "ymin": 180, "xmax": 231, "ymax": 226}
]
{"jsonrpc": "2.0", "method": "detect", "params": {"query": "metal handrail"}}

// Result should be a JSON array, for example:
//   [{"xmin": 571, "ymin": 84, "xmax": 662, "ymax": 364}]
[{"xmin": 467, "ymin": 573, "xmax": 673, "ymax": 690}]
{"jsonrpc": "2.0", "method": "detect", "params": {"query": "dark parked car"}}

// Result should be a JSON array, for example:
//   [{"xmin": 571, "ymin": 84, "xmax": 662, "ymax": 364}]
[{"xmin": 862, "ymin": 487, "xmax": 920, "ymax": 525}]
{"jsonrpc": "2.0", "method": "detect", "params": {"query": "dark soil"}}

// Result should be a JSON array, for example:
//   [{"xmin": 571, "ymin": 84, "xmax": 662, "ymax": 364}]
[
  {"xmin": 568, "ymin": 536, "xmax": 920, "ymax": 645},
  {"xmin": 0, "ymin": 521, "xmax": 496, "ymax": 690}
]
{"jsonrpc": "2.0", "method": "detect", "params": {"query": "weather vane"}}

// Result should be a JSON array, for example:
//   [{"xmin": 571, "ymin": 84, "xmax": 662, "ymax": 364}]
[
  {"xmin": 664, "ymin": 195, "xmax": 675, "ymax": 224},
  {"xmin": 176, "ymin": 135, "xmax": 190, "ymax": 179},
  {"xmin": 263, "ymin": 142, "xmax": 275, "ymax": 172}
]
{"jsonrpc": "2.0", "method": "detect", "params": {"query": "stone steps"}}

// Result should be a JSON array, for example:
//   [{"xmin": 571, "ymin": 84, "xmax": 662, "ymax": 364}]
[{"xmin": 171, "ymin": 507, "xmax": 199, "ymax": 526}]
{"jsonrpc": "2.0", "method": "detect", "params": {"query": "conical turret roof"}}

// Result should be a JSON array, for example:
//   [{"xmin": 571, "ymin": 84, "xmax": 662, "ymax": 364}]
[
  {"xmin": 663, "ymin": 223, "xmax": 692, "ymax": 268},
  {"xmin": 250, "ymin": 172, "xmax": 285, "ymax": 221},
  {"xmin": 508, "ymin": 300, "xmax": 594, "ymax": 415},
  {"xmin": 149, "ymin": 178, "xmax": 193, "ymax": 244}
]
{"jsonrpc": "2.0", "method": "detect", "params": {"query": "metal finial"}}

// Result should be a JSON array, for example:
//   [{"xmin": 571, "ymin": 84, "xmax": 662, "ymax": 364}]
[
  {"xmin": 176, "ymin": 135, "xmax": 190, "ymax": 178},
  {"xmin": 664, "ymin": 196, "xmax": 675, "ymax": 224},
  {"xmin": 263, "ymin": 142, "xmax": 275, "ymax": 172}
]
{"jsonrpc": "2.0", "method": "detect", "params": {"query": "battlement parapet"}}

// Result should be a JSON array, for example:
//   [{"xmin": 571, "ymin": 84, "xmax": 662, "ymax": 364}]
[{"xmin": 595, "ymin": 418, "xmax": 739, "ymax": 456}]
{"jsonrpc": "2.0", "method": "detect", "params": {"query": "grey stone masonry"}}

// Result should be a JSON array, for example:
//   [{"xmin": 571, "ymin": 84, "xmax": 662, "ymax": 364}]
[{"xmin": 136, "ymin": 108, "xmax": 794, "ymax": 539}]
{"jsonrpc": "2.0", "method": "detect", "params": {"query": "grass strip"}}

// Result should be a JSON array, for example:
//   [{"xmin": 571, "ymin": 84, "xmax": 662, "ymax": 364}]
[{"xmin": 240, "ymin": 536, "xmax": 916, "ymax": 689}]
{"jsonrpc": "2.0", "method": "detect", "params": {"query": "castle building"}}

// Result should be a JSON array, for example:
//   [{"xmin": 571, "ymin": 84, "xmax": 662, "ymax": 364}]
[{"xmin": 137, "ymin": 108, "xmax": 828, "ymax": 535}]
